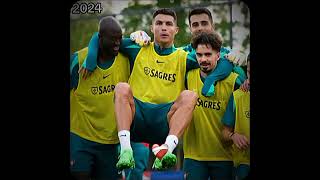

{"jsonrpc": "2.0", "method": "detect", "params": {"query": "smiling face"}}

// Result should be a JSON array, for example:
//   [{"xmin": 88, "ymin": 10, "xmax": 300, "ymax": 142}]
[
  {"xmin": 98, "ymin": 16, "xmax": 122, "ymax": 57},
  {"xmin": 151, "ymin": 14, "xmax": 179, "ymax": 48},
  {"xmin": 99, "ymin": 29, "xmax": 122, "ymax": 56}
]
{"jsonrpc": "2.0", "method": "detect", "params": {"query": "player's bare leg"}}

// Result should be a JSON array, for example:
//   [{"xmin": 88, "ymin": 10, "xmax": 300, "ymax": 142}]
[
  {"xmin": 114, "ymin": 82, "xmax": 136, "ymax": 170},
  {"xmin": 115, "ymin": 82, "xmax": 135, "ymax": 131},
  {"xmin": 167, "ymin": 90, "xmax": 198, "ymax": 138},
  {"xmin": 153, "ymin": 90, "xmax": 198, "ymax": 169}
]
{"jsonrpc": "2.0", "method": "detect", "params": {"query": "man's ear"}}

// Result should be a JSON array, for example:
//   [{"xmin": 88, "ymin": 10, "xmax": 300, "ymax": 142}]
[
  {"xmin": 150, "ymin": 25, "xmax": 154, "ymax": 33},
  {"xmin": 217, "ymin": 52, "xmax": 220, "ymax": 61},
  {"xmin": 175, "ymin": 26, "xmax": 179, "ymax": 34}
]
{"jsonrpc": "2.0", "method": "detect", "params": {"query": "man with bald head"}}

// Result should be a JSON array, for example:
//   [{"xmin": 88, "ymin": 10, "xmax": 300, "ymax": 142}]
[{"xmin": 70, "ymin": 16, "xmax": 129, "ymax": 180}]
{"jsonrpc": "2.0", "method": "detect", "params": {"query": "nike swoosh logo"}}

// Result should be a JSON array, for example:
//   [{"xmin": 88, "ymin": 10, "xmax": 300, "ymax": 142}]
[
  {"xmin": 120, "ymin": 134, "xmax": 126, "ymax": 137},
  {"xmin": 103, "ymin": 74, "xmax": 111, "ymax": 79},
  {"xmin": 156, "ymin": 60, "xmax": 164, "ymax": 63},
  {"xmin": 174, "ymin": 140, "xmax": 177, "ymax": 145}
]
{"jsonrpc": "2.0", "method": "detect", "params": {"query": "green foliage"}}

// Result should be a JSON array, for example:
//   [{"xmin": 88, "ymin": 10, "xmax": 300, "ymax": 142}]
[
  {"xmin": 70, "ymin": 0, "xmax": 250, "ymax": 54},
  {"xmin": 120, "ymin": 3, "xmax": 154, "ymax": 37},
  {"xmin": 70, "ymin": 19, "xmax": 99, "ymax": 54}
]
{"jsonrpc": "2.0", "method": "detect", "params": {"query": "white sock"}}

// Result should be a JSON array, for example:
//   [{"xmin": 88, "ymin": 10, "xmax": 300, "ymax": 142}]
[
  {"xmin": 118, "ymin": 130, "xmax": 132, "ymax": 151},
  {"xmin": 164, "ymin": 135, "xmax": 178, "ymax": 153}
]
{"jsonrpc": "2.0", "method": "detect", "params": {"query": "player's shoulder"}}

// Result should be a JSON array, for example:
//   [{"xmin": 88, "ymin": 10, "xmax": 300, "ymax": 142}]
[
  {"xmin": 230, "ymin": 72, "xmax": 239, "ymax": 78},
  {"xmin": 223, "ymin": 72, "xmax": 238, "ymax": 80},
  {"xmin": 219, "ymin": 72, "xmax": 238, "ymax": 86},
  {"xmin": 77, "ymin": 47, "xmax": 88, "ymax": 56},
  {"xmin": 76, "ymin": 47, "xmax": 89, "ymax": 65},
  {"xmin": 233, "ymin": 88, "xmax": 248, "ymax": 97},
  {"xmin": 70, "ymin": 48, "xmax": 87, "ymax": 72},
  {"xmin": 187, "ymin": 68, "xmax": 199, "ymax": 77}
]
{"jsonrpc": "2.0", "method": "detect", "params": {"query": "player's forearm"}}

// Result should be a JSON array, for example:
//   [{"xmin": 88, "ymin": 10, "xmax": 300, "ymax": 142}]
[
  {"xmin": 222, "ymin": 126, "xmax": 234, "ymax": 142},
  {"xmin": 119, "ymin": 37, "xmax": 140, "ymax": 65},
  {"xmin": 119, "ymin": 38, "xmax": 135, "ymax": 55},
  {"xmin": 84, "ymin": 34, "xmax": 138, "ymax": 72},
  {"xmin": 83, "ymin": 32, "xmax": 99, "ymax": 71}
]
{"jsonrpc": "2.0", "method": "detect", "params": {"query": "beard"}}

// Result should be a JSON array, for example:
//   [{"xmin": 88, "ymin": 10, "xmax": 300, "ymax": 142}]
[
  {"xmin": 201, "ymin": 66, "xmax": 212, "ymax": 74},
  {"xmin": 200, "ymin": 62, "xmax": 213, "ymax": 74}
]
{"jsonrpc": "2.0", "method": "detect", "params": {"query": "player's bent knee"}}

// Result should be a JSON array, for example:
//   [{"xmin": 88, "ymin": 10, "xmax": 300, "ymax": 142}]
[
  {"xmin": 115, "ymin": 82, "xmax": 131, "ymax": 97},
  {"xmin": 180, "ymin": 90, "xmax": 198, "ymax": 100},
  {"xmin": 180, "ymin": 90, "xmax": 198, "ymax": 106}
]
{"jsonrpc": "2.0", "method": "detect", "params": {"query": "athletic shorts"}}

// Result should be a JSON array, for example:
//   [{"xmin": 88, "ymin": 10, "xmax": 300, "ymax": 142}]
[
  {"xmin": 234, "ymin": 164, "xmax": 250, "ymax": 180},
  {"xmin": 130, "ymin": 97, "xmax": 173, "ymax": 144},
  {"xmin": 183, "ymin": 158, "xmax": 234, "ymax": 180},
  {"xmin": 70, "ymin": 132, "xmax": 120, "ymax": 180}
]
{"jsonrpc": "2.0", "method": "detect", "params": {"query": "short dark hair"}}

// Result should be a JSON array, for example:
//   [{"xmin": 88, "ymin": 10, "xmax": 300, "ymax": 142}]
[
  {"xmin": 188, "ymin": 7, "xmax": 214, "ymax": 26},
  {"xmin": 153, "ymin": 8, "xmax": 177, "ymax": 23},
  {"xmin": 191, "ymin": 31, "xmax": 222, "ymax": 52},
  {"xmin": 98, "ymin": 16, "xmax": 121, "ymax": 36}
]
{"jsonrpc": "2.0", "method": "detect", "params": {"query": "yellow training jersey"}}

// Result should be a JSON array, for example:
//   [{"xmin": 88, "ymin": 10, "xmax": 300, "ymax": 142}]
[
  {"xmin": 184, "ymin": 69, "xmax": 238, "ymax": 161},
  {"xmin": 232, "ymin": 89, "xmax": 250, "ymax": 166},
  {"xmin": 128, "ymin": 42, "xmax": 188, "ymax": 104},
  {"xmin": 70, "ymin": 47, "xmax": 130, "ymax": 144}
]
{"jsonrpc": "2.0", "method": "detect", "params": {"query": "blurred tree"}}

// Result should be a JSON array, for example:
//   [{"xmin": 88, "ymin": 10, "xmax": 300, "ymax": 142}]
[
  {"xmin": 241, "ymin": 1, "xmax": 250, "ymax": 52},
  {"xmin": 70, "ymin": 19, "xmax": 99, "ymax": 54},
  {"xmin": 70, "ymin": 0, "xmax": 250, "ymax": 59},
  {"xmin": 119, "ymin": 1, "xmax": 154, "ymax": 38}
]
